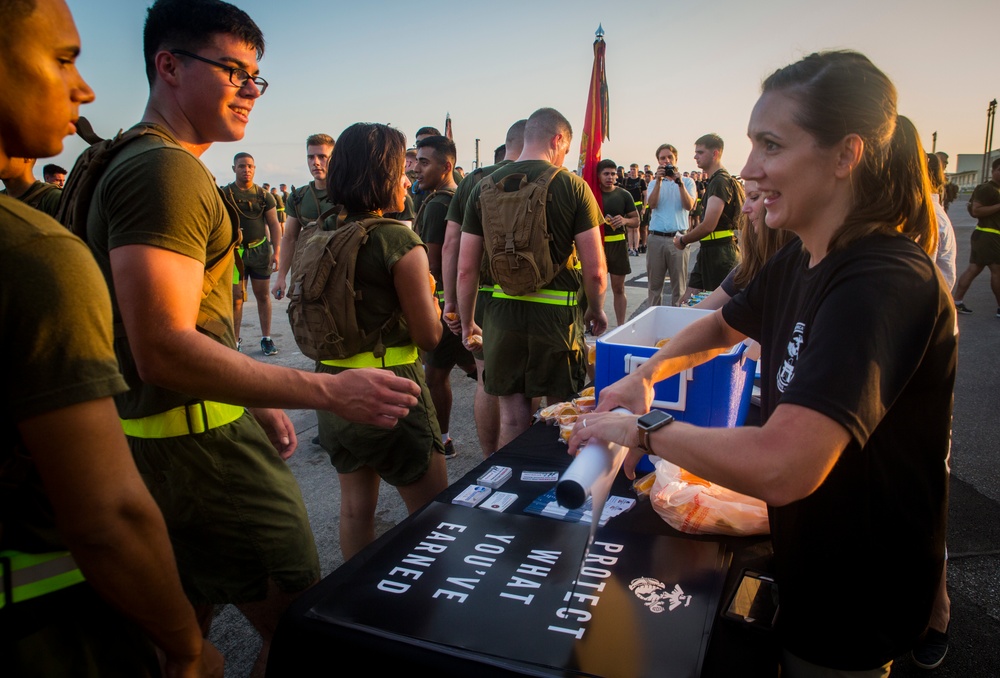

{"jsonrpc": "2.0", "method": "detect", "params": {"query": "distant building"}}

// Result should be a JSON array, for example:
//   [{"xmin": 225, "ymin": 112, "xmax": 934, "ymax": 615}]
[{"xmin": 955, "ymin": 148, "xmax": 1000, "ymax": 186}]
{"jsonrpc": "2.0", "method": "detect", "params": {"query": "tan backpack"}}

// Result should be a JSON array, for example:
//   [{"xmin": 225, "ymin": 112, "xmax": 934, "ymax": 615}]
[
  {"xmin": 287, "ymin": 217, "xmax": 402, "ymax": 361},
  {"xmin": 478, "ymin": 165, "xmax": 564, "ymax": 296}
]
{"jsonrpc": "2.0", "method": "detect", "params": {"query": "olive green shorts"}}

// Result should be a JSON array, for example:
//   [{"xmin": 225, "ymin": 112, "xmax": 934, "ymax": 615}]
[
  {"xmin": 129, "ymin": 412, "xmax": 319, "ymax": 605},
  {"xmin": 472, "ymin": 288, "xmax": 493, "ymax": 360},
  {"xmin": 688, "ymin": 238, "xmax": 739, "ymax": 291},
  {"xmin": 482, "ymin": 298, "xmax": 586, "ymax": 400},
  {"xmin": 604, "ymin": 234, "xmax": 631, "ymax": 276},
  {"xmin": 317, "ymin": 361, "xmax": 443, "ymax": 486}
]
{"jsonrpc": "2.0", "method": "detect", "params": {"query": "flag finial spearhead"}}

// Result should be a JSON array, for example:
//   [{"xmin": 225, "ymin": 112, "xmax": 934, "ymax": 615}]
[{"xmin": 595, "ymin": 24, "xmax": 604, "ymax": 39}]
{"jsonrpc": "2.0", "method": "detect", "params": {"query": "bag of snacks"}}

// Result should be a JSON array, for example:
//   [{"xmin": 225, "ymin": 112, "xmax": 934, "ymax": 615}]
[{"xmin": 650, "ymin": 460, "xmax": 769, "ymax": 536}]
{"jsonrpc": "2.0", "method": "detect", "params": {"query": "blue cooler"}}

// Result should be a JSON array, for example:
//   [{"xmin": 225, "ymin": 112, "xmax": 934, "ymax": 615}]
[{"xmin": 594, "ymin": 306, "xmax": 756, "ymax": 471}]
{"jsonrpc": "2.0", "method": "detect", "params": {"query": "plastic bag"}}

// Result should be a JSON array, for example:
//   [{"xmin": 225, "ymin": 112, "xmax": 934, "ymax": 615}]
[{"xmin": 650, "ymin": 459, "xmax": 770, "ymax": 536}]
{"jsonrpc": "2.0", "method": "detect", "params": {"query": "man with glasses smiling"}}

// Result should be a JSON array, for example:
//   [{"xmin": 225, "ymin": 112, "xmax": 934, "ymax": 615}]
[{"xmin": 81, "ymin": 0, "xmax": 426, "ymax": 673}]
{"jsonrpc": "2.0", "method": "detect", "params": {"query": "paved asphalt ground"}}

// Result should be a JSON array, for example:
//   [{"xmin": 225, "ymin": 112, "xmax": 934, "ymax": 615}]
[{"xmin": 213, "ymin": 199, "xmax": 999, "ymax": 676}]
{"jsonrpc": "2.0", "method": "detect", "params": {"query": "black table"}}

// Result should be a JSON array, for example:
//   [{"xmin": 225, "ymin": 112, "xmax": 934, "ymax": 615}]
[{"xmin": 268, "ymin": 423, "xmax": 777, "ymax": 677}]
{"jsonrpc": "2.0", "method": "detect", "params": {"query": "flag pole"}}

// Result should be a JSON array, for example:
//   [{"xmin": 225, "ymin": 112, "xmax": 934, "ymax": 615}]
[{"xmin": 578, "ymin": 24, "xmax": 609, "ymax": 224}]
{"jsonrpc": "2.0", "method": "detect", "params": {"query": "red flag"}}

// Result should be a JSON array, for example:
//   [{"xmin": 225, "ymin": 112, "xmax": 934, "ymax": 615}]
[
  {"xmin": 445, "ymin": 113, "xmax": 453, "ymax": 140},
  {"xmin": 578, "ymin": 27, "xmax": 609, "ymax": 228}
]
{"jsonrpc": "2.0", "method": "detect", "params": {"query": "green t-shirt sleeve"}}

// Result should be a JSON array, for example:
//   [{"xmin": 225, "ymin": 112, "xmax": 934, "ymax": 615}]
[
  {"xmin": 5, "ymin": 223, "xmax": 127, "ymax": 422},
  {"xmin": 101, "ymin": 146, "xmax": 225, "ymax": 265},
  {"xmin": 445, "ymin": 179, "xmax": 470, "ymax": 224},
  {"xmin": 264, "ymin": 190, "xmax": 277, "ymax": 211},
  {"xmin": 706, "ymin": 174, "xmax": 734, "ymax": 205},
  {"xmin": 570, "ymin": 173, "xmax": 603, "ymax": 235},
  {"xmin": 461, "ymin": 184, "xmax": 484, "ymax": 237},
  {"xmin": 286, "ymin": 188, "xmax": 303, "ymax": 221}
]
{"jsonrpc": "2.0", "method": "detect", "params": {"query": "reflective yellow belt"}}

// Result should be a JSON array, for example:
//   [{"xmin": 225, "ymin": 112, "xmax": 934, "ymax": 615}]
[
  {"xmin": 634, "ymin": 200, "xmax": 643, "ymax": 207},
  {"xmin": 247, "ymin": 237, "xmax": 268, "ymax": 248},
  {"xmin": 975, "ymin": 226, "xmax": 1000, "ymax": 236},
  {"xmin": 604, "ymin": 233, "xmax": 626, "ymax": 242},
  {"xmin": 701, "ymin": 229, "xmax": 735, "ymax": 242},
  {"xmin": 478, "ymin": 286, "xmax": 494, "ymax": 294},
  {"xmin": 120, "ymin": 401, "xmax": 245, "ymax": 439},
  {"xmin": 321, "ymin": 344, "xmax": 418, "ymax": 369},
  {"xmin": 492, "ymin": 286, "xmax": 578, "ymax": 306},
  {"xmin": 0, "ymin": 550, "xmax": 84, "ymax": 609}
]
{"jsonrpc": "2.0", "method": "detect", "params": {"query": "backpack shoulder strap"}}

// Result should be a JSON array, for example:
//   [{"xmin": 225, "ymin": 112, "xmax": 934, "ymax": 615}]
[{"xmin": 56, "ymin": 120, "xmax": 176, "ymax": 241}]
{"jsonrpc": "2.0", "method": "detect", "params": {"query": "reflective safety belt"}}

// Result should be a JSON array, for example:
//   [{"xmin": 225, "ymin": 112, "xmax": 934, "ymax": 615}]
[
  {"xmin": 974, "ymin": 226, "xmax": 1000, "ymax": 236},
  {"xmin": 120, "ymin": 401, "xmax": 245, "ymax": 439},
  {"xmin": 492, "ymin": 286, "xmax": 578, "ymax": 306},
  {"xmin": 701, "ymin": 229, "xmax": 735, "ymax": 242},
  {"xmin": 321, "ymin": 344, "xmax": 418, "ymax": 369},
  {"xmin": 478, "ymin": 286, "xmax": 494, "ymax": 294},
  {"xmin": 0, "ymin": 550, "xmax": 84, "ymax": 609},
  {"xmin": 246, "ymin": 237, "xmax": 268, "ymax": 249},
  {"xmin": 604, "ymin": 233, "xmax": 626, "ymax": 243}
]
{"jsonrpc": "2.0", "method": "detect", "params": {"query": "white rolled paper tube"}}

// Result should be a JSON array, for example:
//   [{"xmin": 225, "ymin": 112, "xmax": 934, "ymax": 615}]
[{"xmin": 555, "ymin": 407, "xmax": 633, "ymax": 509}]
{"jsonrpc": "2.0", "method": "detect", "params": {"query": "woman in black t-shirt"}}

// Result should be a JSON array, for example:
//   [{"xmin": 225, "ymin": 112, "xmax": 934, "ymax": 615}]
[{"xmin": 571, "ymin": 51, "xmax": 954, "ymax": 676}]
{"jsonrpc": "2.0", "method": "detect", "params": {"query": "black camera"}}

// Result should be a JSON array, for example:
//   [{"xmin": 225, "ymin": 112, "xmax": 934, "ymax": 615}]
[{"xmin": 661, "ymin": 164, "xmax": 677, "ymax": 178}]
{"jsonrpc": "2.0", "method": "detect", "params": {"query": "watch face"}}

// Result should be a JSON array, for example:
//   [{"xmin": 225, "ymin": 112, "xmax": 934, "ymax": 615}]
[{"xmin": 638, "ymin": 409, "xmax": 674, "ymax": 431}]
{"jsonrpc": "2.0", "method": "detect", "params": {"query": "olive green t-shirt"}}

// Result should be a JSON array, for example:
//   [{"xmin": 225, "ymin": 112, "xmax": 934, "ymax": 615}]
[
  {"xmin": 462, "ymin": 160, "xmax": 602, "ymax": 292},
  {"xmin": 0, "ymin": 181, "xmax": 62, "ymax": 218},
  {"xmin": 287, "ymin": 181, "xmax": 336, "ymax": 223},
  {"xmin": 345, "ymin": 213, "xmax": 425, "ymax": 352},
  {"xmin": 704, "ymin": 168, "xmax": 744, "ymax": 233},
  {"xmin": 222, "ymin": 182, "xmax": 275, "ymax": 244},
  {"xmin": 445, "ymin": 160, "xmax": 511, "ymax": 226},
  {"xmin": 415, "ymin": 192, "xmax": 452, "ymax": 245},
  {"xmin": 601, "ymin": 186, "xmax": 637, "ymax": 233},
  {"xmin": 1, "ymin": 195, "xmax": 128, "ymax": 552},
  {"xmin": 972, "ymin": 180, "xmax": 1000, "ymax": 231},
  {"xmin": 87, "ymin": 123, "xmax": 237, "ymax": 419}
]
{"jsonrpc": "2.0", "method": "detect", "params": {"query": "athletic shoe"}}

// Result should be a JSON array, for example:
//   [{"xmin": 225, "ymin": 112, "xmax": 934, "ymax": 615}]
[
  {"xmin": 911, "ymin": 626, "xmax": 948, "ymax": 670},
  {"xmin": 261, "ymin": 337, "xmax": 278, "ymax": 356},
  {"xmin": 639, "ymin": 245, "xmax": 647, "ymax": 254},
  {"xmin": 237, "ymin": 338, "xmax": 242, "ymax": 352},
  {"xmin": 442, "ymin": 438, "xmax": 457, "ymax": 459},
  {"xmin": 955, "ymin": 302, "xmax": 972, "ymax": 314}
]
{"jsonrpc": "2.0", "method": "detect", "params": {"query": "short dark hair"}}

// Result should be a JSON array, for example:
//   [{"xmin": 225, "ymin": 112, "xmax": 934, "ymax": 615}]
[
  {"xmin": 328, "ymin": 123, "xmax": 406, "ymax": 214},
  {"xmin": 415, "ymin": 126, "xmax": 441, "ymax": 138},
  {"xmin": 415, "ymin": 135, "xmax": 456, "ymax": 167},
  {"xmin": 597, "ymin": 159, "xmax": 617, "ymax": 173},
  {"xmin": 694, "ymin": 134, "xmax": 724, "ymax": 152},
  {"xmin": 233, "ymin": 152, "xmax": 253, "ymax": 164},
  {"xmin": 0, "ymin": 0, "xmax": 35, "ymax": 51},
  {"xmin": 993, "ymin": 157, "xmax": 1000, "ymax": 171},
  {"xmin": 925, "ymin": 153, "xmax": 944, "ymax": 192},
  {"xmin": 494, "ymin": 144, "xmax": 506, "ymax": 164},
  {"xmin": 42, "ymin": 163, "xmax": 67, "ymax": 176},
  {"xmin": 143, "ymin": 0, "xmax": 264, "ymax": 85},
  {"xmin": 524, "ymin": 108, "xmax": 572, "ymax": 145},
  {"xmin": 306, "ymin": 133, "xmax": 334, "ymax": 149}
]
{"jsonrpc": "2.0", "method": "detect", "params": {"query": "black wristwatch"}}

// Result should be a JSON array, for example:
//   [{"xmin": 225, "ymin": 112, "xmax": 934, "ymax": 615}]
[
  {"xmin": 636, "ymin": 410, "xmax": 674, "ymax": 452},
  {"xmin": 674, "ymin": 178, "xmax": 682, "ymax": 185}
]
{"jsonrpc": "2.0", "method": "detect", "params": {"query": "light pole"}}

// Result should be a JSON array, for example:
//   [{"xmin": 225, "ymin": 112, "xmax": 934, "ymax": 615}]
[{"xmin": 982, "ymin": 99, "xmax": 996, "ymax": 183}]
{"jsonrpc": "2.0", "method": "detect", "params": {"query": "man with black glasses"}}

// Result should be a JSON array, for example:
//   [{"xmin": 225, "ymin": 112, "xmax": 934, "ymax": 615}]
[{"xmin": 82, "ymin": 1, "xmax": 424, "ymax": 673}]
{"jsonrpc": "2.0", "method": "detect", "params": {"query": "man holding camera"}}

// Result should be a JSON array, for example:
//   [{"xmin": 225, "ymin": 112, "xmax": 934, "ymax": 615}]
[{"xmin": 645, "ymin": 143, "xmax": 697, "ymax": 307}]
